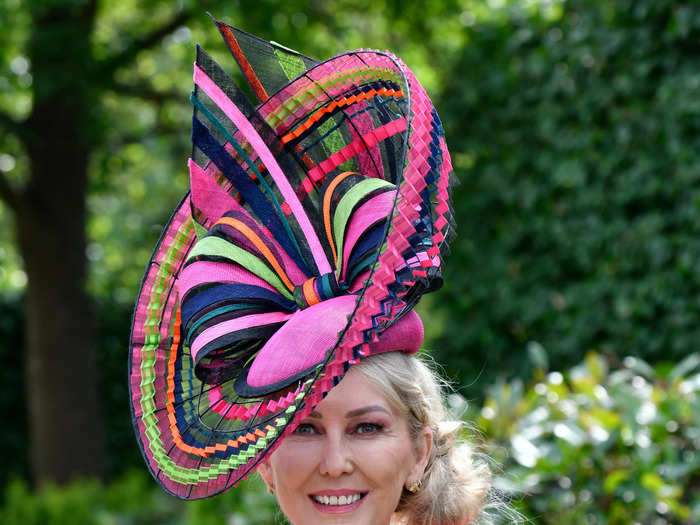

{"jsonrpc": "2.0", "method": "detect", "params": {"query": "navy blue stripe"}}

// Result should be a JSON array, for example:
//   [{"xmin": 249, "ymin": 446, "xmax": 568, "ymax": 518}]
[
  {"xmin": 181, "ymin": 283, "xmax": 296, "ymax": 329},
  {"xmin": 345, "ymin": 223, "xmax": 385, "ymax": 283}
]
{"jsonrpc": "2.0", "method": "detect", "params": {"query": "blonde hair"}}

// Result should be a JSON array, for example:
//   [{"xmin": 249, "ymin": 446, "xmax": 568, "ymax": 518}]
[{"xmin": 354, "ymin": 352, "xmax": 496, "ymax": 525}]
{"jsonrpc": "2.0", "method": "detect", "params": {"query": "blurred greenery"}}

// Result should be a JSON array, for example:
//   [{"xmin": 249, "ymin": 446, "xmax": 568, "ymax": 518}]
[
  {"xmin": 0, "ymin": 471, "xmax": 280, "ymax": 525},
  {"xmin": 435, "ymin": 0, "xmax": 700, "ymax": 392},
  {"xmin": 1, "ymin": 0, "xmax": 699, "ymax": 522},
  {"xmin": 478, "ymin": 351, "xmax": 700, "ymax": 525}
]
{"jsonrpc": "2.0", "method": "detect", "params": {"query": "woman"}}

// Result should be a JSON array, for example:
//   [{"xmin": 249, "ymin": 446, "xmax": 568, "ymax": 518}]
[
  {"xmin": 129, "ymin": 18, "xmax": 492, "ymax": 524},
  {"xmin": 259, "ymin": 352, "xmax": 491, "ymax": 525}
]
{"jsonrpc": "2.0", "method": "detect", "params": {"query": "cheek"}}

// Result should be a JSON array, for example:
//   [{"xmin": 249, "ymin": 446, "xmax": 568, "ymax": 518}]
[
  {"xmin": 270, "ymin": 440, "xmax": 319, "ymax": 488},
  {"xmin": 352, "ymin": 439, "xmax": 416, "ymax": 487}
]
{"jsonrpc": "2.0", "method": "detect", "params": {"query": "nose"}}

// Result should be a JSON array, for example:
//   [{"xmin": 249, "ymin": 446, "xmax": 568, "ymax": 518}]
[{"xmin": 318, "ymin": 431, "xmax": 354, "ymax": 477}]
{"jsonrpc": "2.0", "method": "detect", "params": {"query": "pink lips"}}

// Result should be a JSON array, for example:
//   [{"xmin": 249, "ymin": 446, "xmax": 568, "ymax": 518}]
[{"xmin": 308, "ymin": 489, "xmax": 368, "ymax": 515}]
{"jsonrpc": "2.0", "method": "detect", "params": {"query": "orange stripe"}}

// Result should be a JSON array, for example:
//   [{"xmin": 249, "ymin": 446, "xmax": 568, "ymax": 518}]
[
  {"xmin": 217, "ymin": 22, "xmax": 269, "ymax": 102},
  {"xmin": 215, "ymin": 217, "xmax": 295, "ymax": 292},
  {"xmin": 165, "ymin": 305, "xmax": 181, "ymax": 406},
  {"xmin": 323, "ymin": 171, "xmax": 357, "ymax": 264},
  {"xmin": 296, "ymin": 144, "xmax": 317, "ymax": 170},
  {"xmin": 281, "ymin": 88, "xmax": 404, "ymax": 145},
  {"xmin": 302, "ymin": 277, "xmax": 321, "ymax": 307}
]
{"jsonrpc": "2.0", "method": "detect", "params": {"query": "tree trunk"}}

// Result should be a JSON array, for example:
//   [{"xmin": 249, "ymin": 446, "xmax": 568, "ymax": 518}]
[{"xmin": 15, "ymin": 1, "xmax": 105, "ymax": 485}]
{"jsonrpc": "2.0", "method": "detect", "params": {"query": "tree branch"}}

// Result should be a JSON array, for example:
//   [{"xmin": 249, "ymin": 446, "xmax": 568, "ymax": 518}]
[
  {"xmin": 109, "ymin": 80, "xmax": 184, "ymax": 103},
  {"xmin": 98, "ymin": 7, "xmax": 200, "ymax": 79}
]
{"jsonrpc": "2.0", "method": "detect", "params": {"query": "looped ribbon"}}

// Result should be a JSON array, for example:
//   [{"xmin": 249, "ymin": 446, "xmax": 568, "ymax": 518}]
[{"xmin": 293, "ymin": 272, "xmax": 347, "ymax": 310}]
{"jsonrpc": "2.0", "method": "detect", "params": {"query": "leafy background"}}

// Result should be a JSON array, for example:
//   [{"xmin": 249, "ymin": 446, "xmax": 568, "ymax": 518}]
[{"xmin": 1, "ymin": 0, "xmax": 698, "ymax": 523}]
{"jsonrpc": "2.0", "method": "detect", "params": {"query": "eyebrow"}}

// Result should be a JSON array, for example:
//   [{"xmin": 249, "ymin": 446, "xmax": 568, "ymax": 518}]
[{"xmin": 308, "ymin": 405, "xmax": 390, "ymax": 419}]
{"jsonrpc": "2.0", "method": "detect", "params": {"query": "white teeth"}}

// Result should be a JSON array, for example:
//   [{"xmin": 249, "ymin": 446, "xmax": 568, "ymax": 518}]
[{"xmin": 312, "ymin": 494, "xmax": 363, "ymax": 506}]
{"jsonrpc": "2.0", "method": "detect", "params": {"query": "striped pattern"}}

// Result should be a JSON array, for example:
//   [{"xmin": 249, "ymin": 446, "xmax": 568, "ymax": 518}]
[{"xmin": 130, "ymin": 20, "xmax": 455, "ymax": 499}]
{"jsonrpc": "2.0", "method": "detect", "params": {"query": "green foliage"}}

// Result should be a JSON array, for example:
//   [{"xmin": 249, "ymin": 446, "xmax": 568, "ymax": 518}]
[
  {"xmin": 0, "ymin": 470, "xmax": 279, "ymax": 525},
  {"xmin": 478, "ymin": 352, "xmax": 700, "ymax": 524},
  {"xmin": 435, "ymin": 0, "xmax": 700, "ymax": 392}
]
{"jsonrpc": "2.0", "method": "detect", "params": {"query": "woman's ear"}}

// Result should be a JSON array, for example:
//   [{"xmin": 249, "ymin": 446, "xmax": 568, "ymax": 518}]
[
  {"xmin": 410, "ymin": 426, "xmax": 433, "ymax": 482},
  {"xmin": 258, "ymin": 460, "xmax": 275, "ymax": 492}
]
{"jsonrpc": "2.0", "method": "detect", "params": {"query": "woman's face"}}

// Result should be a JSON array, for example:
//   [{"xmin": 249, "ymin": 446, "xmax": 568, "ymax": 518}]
[{"xmin": 258, "ymin": 366, "xmax": 432, "ymax": 525}]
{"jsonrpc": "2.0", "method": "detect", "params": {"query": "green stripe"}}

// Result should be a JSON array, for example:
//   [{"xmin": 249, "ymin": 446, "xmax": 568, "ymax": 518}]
[
  {"xmin": 193, "ymin": 221, "xmax": 207, "ymax": 239},
  {"xmin": 274, "ymin": 48, "xmax": 306, "ymax": 80},
  {"xmin": 333, "ymin": 179, "xmax": 394, "ymax": 271},
  {"xmin": 188, "ymin": 236, "xmax": 293, "ymax": 300},
  {"xmin": 317, "ymin": 118, "xmax": 346, "ymax": 157}
]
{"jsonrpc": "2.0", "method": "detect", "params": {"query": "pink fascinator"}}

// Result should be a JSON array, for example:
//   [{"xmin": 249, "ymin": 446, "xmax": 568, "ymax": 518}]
[{"xmin": 129, "ymin": 19, "xmax": 455, "ymax": 499}]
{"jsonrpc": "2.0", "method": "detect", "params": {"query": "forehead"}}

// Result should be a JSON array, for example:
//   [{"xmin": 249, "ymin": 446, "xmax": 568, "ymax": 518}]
[{"xmin": 312, "ymin": 367, "xmax": 395, "ymax": 417}]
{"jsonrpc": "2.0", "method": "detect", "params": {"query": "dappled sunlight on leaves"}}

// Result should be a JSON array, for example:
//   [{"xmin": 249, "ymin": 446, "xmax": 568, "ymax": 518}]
[{"xmin": 477, "ymin": 351, "xmax": 699, "ymax": 524}]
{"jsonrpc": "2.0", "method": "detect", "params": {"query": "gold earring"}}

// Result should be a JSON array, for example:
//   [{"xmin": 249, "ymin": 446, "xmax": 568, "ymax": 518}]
[
  {"xmin": 267, "ymin": 484, "xmax": 275, "ymax": 495},
  {"xmin": 406, "ymin": 479, "xmax": 422, "ymax": 493}
]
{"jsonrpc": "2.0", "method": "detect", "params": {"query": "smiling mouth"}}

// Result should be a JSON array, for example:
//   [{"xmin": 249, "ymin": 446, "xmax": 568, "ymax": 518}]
[{"xmin": 310, "ymin": 493, "xmax": 366, "ymax": 506}]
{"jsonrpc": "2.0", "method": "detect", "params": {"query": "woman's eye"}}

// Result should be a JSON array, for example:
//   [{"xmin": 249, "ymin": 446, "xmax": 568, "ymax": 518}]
[
  {"xmin": 355, "ymin": 423, "xmax": 383, "ymax": 435},
  {"xmin": 293, "ymin": 423, "xmax": 317, "ymax": 435}
]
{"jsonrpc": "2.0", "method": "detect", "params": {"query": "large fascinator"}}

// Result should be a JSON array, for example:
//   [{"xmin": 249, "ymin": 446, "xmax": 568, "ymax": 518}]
[{"xmin": 129, "ymin": 19, "xmax": 455, "ymax": 499}]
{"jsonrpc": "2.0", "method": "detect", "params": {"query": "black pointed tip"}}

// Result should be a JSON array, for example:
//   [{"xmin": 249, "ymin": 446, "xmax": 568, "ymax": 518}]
[{"xmin": 205, "ymin": 11, "xmax": 218, "ymax": 25}]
